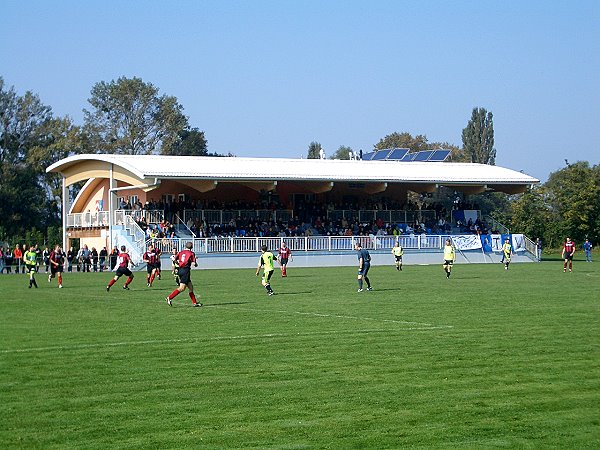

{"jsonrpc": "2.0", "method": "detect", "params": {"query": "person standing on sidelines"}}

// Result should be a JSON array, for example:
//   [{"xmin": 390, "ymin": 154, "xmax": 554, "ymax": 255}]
[
  {"xmin": 562, "ymin": 237, "xmax": 576, "ymax": 272},
  {"xmin": 502, "ymin": 238, "xmax": 513, "ymax": 270},
  {"xmin": 391, "ymin": 241, "xmax": 404, "ymax": 271},
  {"xmin": 24, "ymin": 245, "xmax": 39, "ymax": 288},
  {"xmin": 277, "ymin": 241, "xmax": 292, "ymax": 277},
  {"xmin": 13, "ymin": 244, "xmax": 23, "ymax": 274},
  {"xmin": 443, "ymin": 239, "xmax": 456, "ymax": 279},
  {"xmin": 355, "ymin": 242, "xmax": 372, "ymax": 292},
  {"xmin": 48, "ymin": 244, "xmax": 65, "ymax": 288},
  {"xmin": 106, "ymin": 245, "xmax": 135, "ymax": 291},
  {"xmin": 256, "ymin": 245, "xmax": 275, "ymax": 296},
  {"xmin": 166, "ymin": 242, "xmax": 201, "ymax": 307},
  {"xmin": 583, "ymin": 238, "xmax": 593, "ymax": 262}
]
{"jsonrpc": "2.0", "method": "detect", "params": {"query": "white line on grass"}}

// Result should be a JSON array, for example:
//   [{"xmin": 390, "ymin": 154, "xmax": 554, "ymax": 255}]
[
  {"xmin": 0, "ymin": 326, "xmax": 452, "ymax": 355},
  {"xmin": 210, "ymin": 304, "xmax": 452, "ymax": 328}
]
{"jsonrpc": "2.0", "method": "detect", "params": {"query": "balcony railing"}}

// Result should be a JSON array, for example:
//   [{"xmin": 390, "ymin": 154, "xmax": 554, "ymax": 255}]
[
  {"xmin": 66, "ymin": 210, "xmax": 164, "ymax": 228},
  {"xmin": 182, "ymin": 209, "xmax": 294, "ymax": 225}
]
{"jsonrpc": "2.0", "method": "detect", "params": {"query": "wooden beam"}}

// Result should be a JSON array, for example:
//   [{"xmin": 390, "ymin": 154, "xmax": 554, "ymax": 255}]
[
  {"xmin": 364, "ymin": 182, "xmax": 388, "ymax": 195},
  {"xmin": 174, "ymin": 179, "xmax": 218, "ymax": 193},
  {"xmin": 307, "ymin": 182, "xmax": 334, "ymax": 194},
  {"xmin": 239, "ymin": 181, "xmax": 278, "ymax": 192}
]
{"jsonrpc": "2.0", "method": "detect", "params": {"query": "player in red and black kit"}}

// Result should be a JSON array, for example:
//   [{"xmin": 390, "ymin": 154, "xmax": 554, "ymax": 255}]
[
  {"xmin": 48, "ymin": 244, "xmax": 65, "ymax": 288},
  {"xmin": 165, "ymin": 241, "xmax": 201, "ymax": 307},
  {"xmin": 143, "ymin": 244, "xmax": 159, "ymax": 287},
  {"xmin": 106, "ymin": 245, "xmax": 135, "ymax": 291},
  {"xmin": 277, "ymin": 241, "xmax": 292, "ymax": 277},
  {"xmin": 562, "ymin": 237, "xmax": 576, "ymax": 273}
]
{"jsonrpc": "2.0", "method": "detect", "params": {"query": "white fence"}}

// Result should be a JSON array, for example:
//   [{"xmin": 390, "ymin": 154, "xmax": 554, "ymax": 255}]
[{"xmin": 147, "ymin": 234, "xmax": 456, "ymax": 255}]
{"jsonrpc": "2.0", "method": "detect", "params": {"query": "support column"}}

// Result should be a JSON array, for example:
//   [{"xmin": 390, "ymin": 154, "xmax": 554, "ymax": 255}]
[
  {"xmin": 109, "ymin": 164, "xmax": 117, "ymax": 250},
  {"xmin": 62, "ymin": 176, "xmax": 68, "ymax": 251}
]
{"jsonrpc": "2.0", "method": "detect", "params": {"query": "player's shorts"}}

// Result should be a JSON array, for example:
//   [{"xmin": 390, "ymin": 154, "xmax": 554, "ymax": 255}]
[
  {"xmin": 564, "ymin": 254, "xmax": 573, "ymax": 261},
  {"xmin": 503, "ymin": 253, "xmax": 511, "ymax": 261},
  {"xmin": 146, "ymin": 263, "xmax": 157, "ymax": 274},
  {"xmin": 279, "ymin": 258, "xmax": 288, "ymax": 265},
  {"xmin": 443, "ymin": 260, "xmax": 453, "ymax": 266},
  {"xmin": 358, "ymin": 263, "xmax": 370, "ymax": 276},
  {"xmin": 51, "ymin": 265, "xmax": 64, "ymax": 274},
  {"xmin": 116, "ymin": 267, "xmax": 133, "ymax": 278},
  {"xmin": 26, "ymin": 264, "xmax": 37, "ymax": 273},
  {"xmin": 262, "ymin": 270, "xmax": 274, "ymax": 284},
  {"xmin": 394, "ymin": 256, "xmax": 403, "ymax": 262},
  {"xmin": 178, "ymin": 266, "xmax": 191, "ymax": 285}
]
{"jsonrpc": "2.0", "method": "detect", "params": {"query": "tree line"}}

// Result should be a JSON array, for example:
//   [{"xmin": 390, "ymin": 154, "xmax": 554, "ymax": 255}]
[{"xmin": 1, "ymin": 75, "xmax": 597, "ymax": 249}]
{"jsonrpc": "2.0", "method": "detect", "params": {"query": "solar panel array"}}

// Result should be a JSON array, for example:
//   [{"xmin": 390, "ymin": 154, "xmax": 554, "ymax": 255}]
[{"xmin": 362, "ymin": 148, "xmax": 451, "ymax": 162}]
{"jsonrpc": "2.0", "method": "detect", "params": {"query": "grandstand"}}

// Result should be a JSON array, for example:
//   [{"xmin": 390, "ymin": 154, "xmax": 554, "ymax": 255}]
[{"xmin": 46, "ymin": 154, "xmax": 540, "ymax": 267}]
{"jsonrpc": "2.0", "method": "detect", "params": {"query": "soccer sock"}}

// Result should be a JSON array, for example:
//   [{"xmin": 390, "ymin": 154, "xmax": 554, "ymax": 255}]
[
  {"xmin": 168, "ymin": 289, "xmax": 180, "ymax": 300},
  {"xmin": 149, "ymin": 273, "xmax": 155, "ymax": 285},
  {"xmin": 32, "ymin": 277, "xmax": 38, "ymax": 288},
  {"xmin": 125, "ymin": 276, "xmax": 134, "ymax": 287},
  {"xmin": 365, "ymin": 276, "xmax": 371, "ymax": 288},
  {"xmin": 108, "ymin": 279, "xmax": 116, "ymax": 288},
  {"xmin": 358, "ymin": 279, "xmax": 363, "ymax": 289},
  {"xmin": 58, "ymin": 274, "xmax": 62, "ymax": 285},
  {"xmin": 569, "ymin": 261, "xmax": 573, "ymax": 270},
  {"xmin": 189, "ymin": 292, "xmax": 197, "ymax": 304}
]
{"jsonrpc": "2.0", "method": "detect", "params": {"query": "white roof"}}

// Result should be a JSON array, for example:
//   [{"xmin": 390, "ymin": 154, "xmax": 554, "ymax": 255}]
[{"xmin": 47, "ymin": 154, "xmax": 539, "ymax": 186}]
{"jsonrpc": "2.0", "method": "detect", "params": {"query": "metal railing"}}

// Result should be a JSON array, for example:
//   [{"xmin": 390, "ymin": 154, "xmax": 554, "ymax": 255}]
[
  {"xmin": 327, "ymin": 209, "xmax": 438, "ymax": 223},
  {"xmin": 182, "ymin": 209, "xmax": 294, "ymax": 225},
  {"xmin": 484, "ymin": 215, "xmax": 510, "ymax": 234},
  {"xmin": 67, "ymin": 210, "xmax": 164, "ymax": 228},
  {"xmin": 67, "ymin": 211, "xmax": 110, "ymax": 227}
]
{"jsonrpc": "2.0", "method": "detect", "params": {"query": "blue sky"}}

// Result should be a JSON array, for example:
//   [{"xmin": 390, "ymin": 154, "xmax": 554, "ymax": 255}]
[{"xmin": 1, "ymin": 0, "xmax": 599, "ymax": 182}]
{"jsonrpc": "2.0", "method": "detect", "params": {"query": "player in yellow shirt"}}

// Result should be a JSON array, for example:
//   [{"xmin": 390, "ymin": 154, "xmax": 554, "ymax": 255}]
[
  {"xmin": 391, "ymin": 241, "xmax": 404, "ymax": 271},
  {"xmin": 256, "ymin": 245, "xmax": 276, "ymax": 296},
  {"xmin": 24, "ymin": 245, "xmax": 39, "ymax": 288},
  {"xmin": 443, "ymin": 239, "xmax": 456, "ymax": 279},
  {"xmin": 502, "ymin": 238, "xmax": 513, "ymax": 270}
]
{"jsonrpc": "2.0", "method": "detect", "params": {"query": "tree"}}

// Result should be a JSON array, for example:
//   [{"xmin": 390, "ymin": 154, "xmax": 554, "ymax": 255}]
[
  {"xmin": 462, "ymin": 107, "xmax": 496, "ymax": 164},
  {"xmin": 1, "ymin": 77, "xmax": 53, "ymax": 164},
  {"xmin": 27, "ymin": 116, "xmax": 86, "ymax": 219},
  {"xmin": 509, "ymin": 186, "xmax": 551, "ymax": 243},
  {"xmin": 0, "ymin": 78, "xmax": 61, "ymax": 236},
  {"xmin": 307, "ymin": 141, "xmax": 322, "ymax": 159},
  {"xmin": 165, "ymin": 127, "xmax": 209, "ymax": 156},
  {"xmin": 544, "ymin": 161, "xmax": 600, "ymax": 244},
  {"xmin": 83, "ymin": 76, "xmax": 188, "ymax": 155},
  {"xmin": 329, "ymin": 145, "xmax": 352, "ymax": 160},
  {"xmin": 374, "ymin": 132, "xmax": 429, "ymax": 152}
]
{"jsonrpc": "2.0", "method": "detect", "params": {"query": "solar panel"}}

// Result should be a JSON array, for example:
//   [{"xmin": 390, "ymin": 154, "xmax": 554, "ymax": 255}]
[
  {"xmin": 401, "ymin": 152, "xmax": 417, "ymax": 161},
  {"xmin": 428, "ymin": 149, "xmax": 451, "ymax": 162},
  {"xmin": 362, "ymin": 152, "xmax": 376, "ymax": 161},
  {"xmin": 372, "ymin": 150, "xmax": 392, "ymax": 160},
  {"xmin": 413, "ymin": 151, "xmax": 434, "ymax": 161},
  {"xmin": 387, "ymin": 148, "xmax": 409, "ymax": 160}
]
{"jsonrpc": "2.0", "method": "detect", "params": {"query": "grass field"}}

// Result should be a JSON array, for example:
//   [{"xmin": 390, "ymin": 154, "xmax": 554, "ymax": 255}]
[{"xmin": 1, "ymin": 260, "xmax": 599, "ymax": 449}]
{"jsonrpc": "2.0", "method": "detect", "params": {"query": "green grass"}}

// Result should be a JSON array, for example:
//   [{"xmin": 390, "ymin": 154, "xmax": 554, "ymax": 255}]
[{"xmin": 1, "ymin": 261, "xmax": 599, "ymax": 449}]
